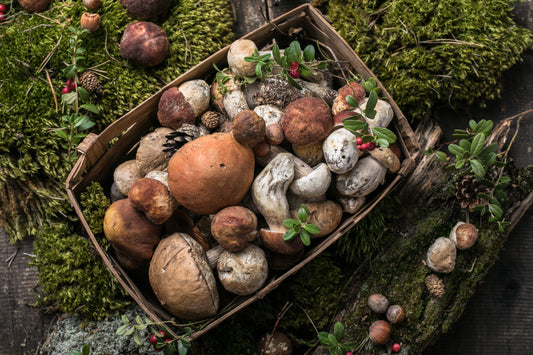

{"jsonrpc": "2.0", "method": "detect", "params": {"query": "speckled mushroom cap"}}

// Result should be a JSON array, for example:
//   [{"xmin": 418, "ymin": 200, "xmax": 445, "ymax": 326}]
[
  {"xmin": 121, "ymin": 0, "xmax": 171, "ymax": 20},
  {"xmin": 149, "ymin": 233, "xmax": 219, "ymax": 321},
  {"xmin": 281, "ymin": 97, "xmax": 333, "ymax": 145},
  {"xmin": 119, "ymin": 21, "xmax": 169, "ymax": 67}
]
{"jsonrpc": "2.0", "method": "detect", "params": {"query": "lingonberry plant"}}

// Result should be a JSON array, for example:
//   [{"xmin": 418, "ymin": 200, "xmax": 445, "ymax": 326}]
[
  {"xmin": 341, "ymin": 77, "xmax": 397, "ymax": 149},
  {"xmin": 70, "ymin": 344, "xmax": 103, "ymax": 355},
  {"xmin": 317, "ymin": 322, "xmax": 359, "ymax": 355},
  {"xmin": 282, "ymin": 204, "xmax": 320, "ymax": 246}
]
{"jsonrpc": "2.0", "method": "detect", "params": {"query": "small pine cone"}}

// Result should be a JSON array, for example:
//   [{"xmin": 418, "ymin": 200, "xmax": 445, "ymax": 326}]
[
  {"xmin": 425, "ymin": 274, "xmax": 445, "ymax": 298},
  {"xmin": 456, "ymin": 175, "xmax": 489, "ymax": 211},
  {"xmin": 200, "ymin": 111, "xmax": 221, "ymax": 130},
  {"xmin": 162, "ymin": 123, "xmax": 209, "ymax": 157},
  {"xmin": 79, "ymin": 71, "xmax": 99, "ymax": 92}
]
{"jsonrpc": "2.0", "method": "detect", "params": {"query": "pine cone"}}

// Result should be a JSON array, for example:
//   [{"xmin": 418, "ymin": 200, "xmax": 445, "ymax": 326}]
[
  {"xmin": 425, "ymin": 274, "xmax": 445, "ymax": 298},
  {"xmin": 455, "ymin": 175, "xmax": 489, "ymax": 210},
  {"xmin": 162, "ymin": 124, "xmax": 208, "ymax": 157},
  {"xmin": 79, "ymin": 71, "xmax": 100, "ymax": 93},
  {"xmin": 200, "ymin": 111, "xmax": 221, "ymax": 130}
]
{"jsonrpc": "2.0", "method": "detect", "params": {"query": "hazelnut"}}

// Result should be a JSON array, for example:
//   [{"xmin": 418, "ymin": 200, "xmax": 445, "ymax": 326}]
[
  {"xmin": 119, "ymin": 22, "xmax": 169, "ymax": 67},
  {"xmin": 368, "ymin": 293, "xmax": 389, "ymax": 314},
  {"xmin": 449, "ymin": 221, "xmax": 478, "ymax": 250},
  {"xmin": 121, "ymin": 0, "xmax": 172, "ymax": 20},
  {"xmin": 369, "ymin": 320, "xmax": 391, "ymax": 345},
  {"xmin": 426, "ymin": 237, "xmax": 457, "ymax": 273},
  {"xmin": 80, "ymin": 12, "xmax": 101, "ymax": 33},
  {"xmin": 386, "ymin": 304, "xmax": 406, "ymax": 324},
  {"xmin": 281, "ymin": 97, "xmax": 333, "ymax": 145},
  {"xmin": 232, "ymin": 109, "xmax": 266, "ymax": 146}
]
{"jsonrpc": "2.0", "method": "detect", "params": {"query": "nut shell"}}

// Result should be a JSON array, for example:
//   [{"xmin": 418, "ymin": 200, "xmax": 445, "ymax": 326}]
[
  {"xmin": 281, "ymin": 97, "xmax": 332, "ymax": 145},
  {"xmin": 80, "ymin": 12, "xmax": 101, "ymax": 33},
  {"xmin": 426, "ymin": 237, "xmax": 457, "ymax": 273},
  {"xmin": 369, "ymin": 320, "xmax": 392, "ymax": 345},
  {"xmin": 120, "ymin": 21, "xmax": 169, "ymax": 67},
  {"xmin": 368, "ymin": 293, "xmax": 389, "ymax": 314},
  {"xmin": 386, "ymin": 304, "xmax": 406, "ymax": 324}
]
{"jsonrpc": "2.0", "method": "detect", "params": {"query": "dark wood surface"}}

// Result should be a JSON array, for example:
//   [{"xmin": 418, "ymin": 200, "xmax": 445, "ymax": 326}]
[{"xmin": 1, "ymin": 1, "xmax": 532, "ymax": 354}]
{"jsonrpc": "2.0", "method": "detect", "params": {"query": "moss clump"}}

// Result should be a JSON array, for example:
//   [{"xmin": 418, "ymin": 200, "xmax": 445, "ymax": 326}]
[
  {"xmin": 80, "ymin": 181, "xmax": 111, "ymax": 250},
  {"xmin": 31, "ymin": 223, "xmax": 130, "ymax": 320},
  {"xmin": 326, "ymin": 0, "xmax": 532, "ymax": 119},
  {"xmin": 0, "ymin": 0, "xmax": 234, "ymax": 242}
]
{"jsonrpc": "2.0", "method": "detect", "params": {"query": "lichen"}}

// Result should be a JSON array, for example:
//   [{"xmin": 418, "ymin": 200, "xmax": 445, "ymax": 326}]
[{"xmin": 326, "ymin": 0, "xmax": 532, "ymax": 119}]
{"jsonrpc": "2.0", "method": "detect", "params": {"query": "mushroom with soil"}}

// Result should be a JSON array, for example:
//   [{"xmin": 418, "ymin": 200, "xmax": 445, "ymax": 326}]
[
  {"xmin": 331, "ymin": 81, "xmax": 366, "ymax": 116},
  {"xmin": 281, "ymin": 97, "xmax": 333, "ymax": 146},
  {"xmin": 217, "ymin": 244, "xmax": 268, "ymax": 295},
  {"xmin": 119, "ymin": 21, "xmax": 169, "ymax": 67},
  {"xmin": 232, "ymin": 109, "xmax": 266, "ymax": 146},
  {"xmin": 322, "ymin": 127, "xmax": 360, "ymax": 174}
]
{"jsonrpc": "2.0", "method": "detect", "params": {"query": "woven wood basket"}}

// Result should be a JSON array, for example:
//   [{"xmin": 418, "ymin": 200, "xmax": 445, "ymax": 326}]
[{"xmin": 66, "ymin": 4, "xmax": 419, "ymax": 341}]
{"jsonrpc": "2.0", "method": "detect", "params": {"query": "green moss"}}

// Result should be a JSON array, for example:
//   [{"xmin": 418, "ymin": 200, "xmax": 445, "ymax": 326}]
[
  {"xmin": 80, "ymin": 181, "xmax": 111, "ymax": 250},
  {"xmin": 326, "ymin": 0, "xmax": 532, "ymax": 119},
  {"xmin": 0, "ymin": 0, "xmax": 234, "ymax": 242}
]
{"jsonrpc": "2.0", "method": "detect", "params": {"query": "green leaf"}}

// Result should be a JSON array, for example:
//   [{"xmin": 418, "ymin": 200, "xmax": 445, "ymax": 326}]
[
  {"xmin": 452, "ymin": 129, "xmax": 471, "ymax": 139},
  {"xmin": 289, "ymin": 41, "xmax": 302, "ymax": 60},
  {"xmin": 82, "ymin": 344, "xmax": 90, "ymax": 355},
  {"xmin": 489, "ymin": 203, "xmax": 503, "ymax": 219},
  {"xmin": 62, "ymin": 92, "xmax": 77, "ymax": 105},
  {"xmin": 376, "ymin": 138, "xmax": 389, "ymax": 148},
  {"xmin": 178, "ymin": 340, "xmax": 189, "ymax": 355},
  {"xmin": 331, "ymin": 348, "xmax": 343, "ymax": 355},
  {"xmin": 164, "ymin": 344, "xmax": 177, "ymax": 355},
  {"xmin": 80, "ymin": 103, "xmax": 100, "ymax": 114},
  {"xmin": 424, "ymin": 148, "xmax": 434, "ymax": 155},
  {"xmin": 470, "ymin": 159, "xmax": 486, "ymax": 177},
  {"xmin": 459, "ymin": 139, "xmax": 471, "ymax": 152},
  {"xmin": 255, "ymin": 63, "xmax": 262, "ymax": 79},
  {"xmin": 495, "ymin": 189, "xmax": 507, "ymax": 201},
  {"xmin": 54, "ymin": 129, "xmax": 69, "ymax": 140},
  {"xmin": 345, "ymin": 95, "xmax": 359, "ymax": 108},
  {"xmin": 470, "ymin": 132, "xmax": 486, "ymax": 155},
  {"xmin": 435, "ymin": 151, "xmax": 447, "ymax": 162},
  {"xmin": 328, "ymin": 333, "xmax": 338, "ymax": 346},
  {"xmin": 372, "ymin": 127, "xmax": 397, "ymax": 143},
  {"xmin": 133, "ymin": 324, "xmax": 147, "ymax": 330},
  {"xmin": 303, "ymin": 223, "xmax": 320, "ymax": 235},
  {"xmin": 476, "ymin": 119, "xmax": 493, "ymax": 135},
  {"xmin": 318, "ymin": 332, "xmax": 332, "ymax": 346},
  {"xmin": 286, "ymin": 75, "xmax": 302, "ymax": 89},
  {"xmin": 121, "ymin": 314, "xmax": 129, "ymax": 324},
  {"xmin": 299, "ymin": 64, "xmax": 311, "ymax": 77},
  {"xmin": 303, "ymin": 45, "xmax": 315, "ymax": 61},
  {"xmin": 317, "ymin": 62, "xmax": 328, "ymax": 70},
  {"xmin": 133, "ymin": 330, "xmax": 142, "ymax": 346},
  {"xmin": 455, "ymin": 159, "xmax": 466, "ymax": 169},
  {"xmin": 272, "ymin": 44, "xmax": 281, "ymax": 64},
  {"xmin": 343, "ymin": 118, "xmax": 367, "ymax": 132},
  {"xmin": 478, "ymin": 143, "xmax": 498, "ymax": 160},
  {"xmin": 365, "ymin": 90, "xmax": 378, "ymax": 113},
  {"xmin": 63, "ymin": 64, "xmax": 76, "ymax": 79},
  {"xmin": 124, "ymin": 326, "xmax": 135, "ymax": 336},
  {"xmin": 282, "ymin": 229, "xmax": 297, "ymax": 241},
  {"xmin": 300, "ymin": 229, "xmax": 311, "ymax": 246},
  {"xmin": 341, "ymin": 341, "xmax": 359, "ymax": 349},
  {"xmin": 448, "ymin": 144, "xmax": 465, "ymax": 157},
  {"xmin": 334, "ymin": 322, "xmax": 344, "ymax": 341},
  {"xmin": 116, "ymin": 324, "xmax": 129, "ymax": 335},
  {"xmin": 298, "ymin": 207, "xmax": 307, "ymax": 223},
  {"xmin": 282, "ymin": 219, "xmax": 300, "ymax": 229},
  {"xmin": 471, "ymin": 205, "xmax": 486, "ymax": 213},
  {"xmin": 79, "ymin": 120, "xmax": 95, "ymax": 131},
  {"xmin": 469, "ymin": 120, "xmax": 477, "ymax": 131}
]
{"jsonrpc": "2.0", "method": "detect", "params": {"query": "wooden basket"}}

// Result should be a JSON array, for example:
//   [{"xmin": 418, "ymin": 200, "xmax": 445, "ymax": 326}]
[{"xmin": 66, "ymin": 3, "xmax": 419, "ymax": 341}]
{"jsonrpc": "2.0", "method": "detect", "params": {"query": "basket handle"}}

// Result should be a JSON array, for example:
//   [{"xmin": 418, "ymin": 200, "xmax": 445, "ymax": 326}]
[{"xmin": 66, "ymin": 132, "xmax": 107, "ymax": 190}]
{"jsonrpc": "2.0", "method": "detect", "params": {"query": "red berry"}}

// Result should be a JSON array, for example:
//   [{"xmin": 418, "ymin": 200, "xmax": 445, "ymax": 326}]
[
  {"xmin": 66, "ymin": 78, "xmax": 76, "ymax": 89},
  {"xmin": 290, "ymin": 61, "xmax": 299, "ymax": 69},
  {"xmin": 0, "ymin": 4, "xmax": 5, "ymax": 12},
  {"xmin": 356, "ymin": 144, "xmax": 362, "ymax": 150},
  {"xmin": 361, "ymin": 142, "xmax": 368, "ymax": 151},
  {"xmin": 62, "ymin": 86, "xmax": 71, "ymax": 94},
  {"xmin": 149, "ymin": 334, "xmax": 158, "ymax": 345},
  {"xmin": 289, "ymin": 69, "xmax": 300, "ymax": 79},
  {"xmin": 355, "ymin": 137, "xmax": 363, "ymax": 145},
  {"xmin": 392, "ymin": 343, "xmax": 401, "ymax": 352},
  {"xmin": 345, "ymin": 352, "xmax": 353, "ymax": 355},
  {"xmin": 367, "ymin": 141, "xmax": 376, "ymax": 151},
  {"xmin": 0, "ymin": 12, "xmax": 4, "ymax": 21}
]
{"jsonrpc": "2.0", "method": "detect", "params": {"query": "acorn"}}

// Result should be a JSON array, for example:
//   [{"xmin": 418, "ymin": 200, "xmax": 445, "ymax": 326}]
[
  {"xmin": 367, "ymin": 293, "xmax": 389, "ymax": 314},
  {"xmin": 386, "ymin": 305, "xmax": 406, "ymax": 324},
  {"xmin": 369, "ymin": 320, "xmax": 391, "ymax": 345},
  {"xmin": 449, "ymin": 221, "xmax": 478, "ymax": 250},
  {"xmin": 80, "ymin": 12, "xmax": 101, "ymax": 33}
]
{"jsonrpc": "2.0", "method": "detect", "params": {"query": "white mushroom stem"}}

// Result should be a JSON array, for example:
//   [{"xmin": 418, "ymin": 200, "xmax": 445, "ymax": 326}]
[
  {"xmin": 251, "ymin": 153, "xmax": 295, "ymax": 232},
  {"xmin": 336, "ymin": 156, "xmax": 387, "ymax": 197},
  {"xmin": 369, "ymin": 146, "xmax": 401, "ymax": 173},
  {"xmin": 206, "ymin": 244, "xmax": 225, "ymax": 269},
  {"xmin": 223, "ymin": 90, "xmax": 249, "ymax": 119}
]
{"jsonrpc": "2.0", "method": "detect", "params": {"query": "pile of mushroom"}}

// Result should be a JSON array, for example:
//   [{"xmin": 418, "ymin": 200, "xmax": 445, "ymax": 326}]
[{"xmin": 102, "ymin": 38, "xmax": 403, "ymax": 321}]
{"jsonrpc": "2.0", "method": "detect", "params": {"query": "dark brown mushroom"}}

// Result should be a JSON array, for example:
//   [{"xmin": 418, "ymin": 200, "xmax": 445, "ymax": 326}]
[
  {"xmin": 211, "ymin": 206, "xmax": 258, "ymax": 252},
  {"xmin": 18, "ymin": 0, "xmax": 50, "ymax": 12},
  {"xmin": 119, "ymin": 21, "xmax": 169, "ymax": 67},
  {"xmin": 232, "ymin": 109, "xmax": 266, "ymax": 146},
  {"xmin": 121, "ymin": 0, "xmax": 171, "ymax": 20},
  {"xmin": 281, "ymin": 97, "xmax": 332, "ymax": 145},
  {"xmin": 128, "ymin": 177, "xmax": 177, "ymax": 224}
]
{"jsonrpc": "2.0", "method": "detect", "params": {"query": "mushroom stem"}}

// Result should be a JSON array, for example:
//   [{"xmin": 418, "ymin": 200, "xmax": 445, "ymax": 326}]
[{"xmin": 206, "ymin": 244, "xmax": 225, "ymax": 269}]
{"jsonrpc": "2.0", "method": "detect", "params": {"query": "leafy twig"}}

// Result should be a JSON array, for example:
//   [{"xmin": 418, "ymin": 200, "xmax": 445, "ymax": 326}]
[{"xmin": 282, "ymin": 204, "xmax": 320, "ymax": 246}]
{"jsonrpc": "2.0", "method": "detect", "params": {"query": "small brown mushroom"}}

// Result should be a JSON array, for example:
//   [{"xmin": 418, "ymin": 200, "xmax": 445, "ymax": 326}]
[
  {"xmin": 281, "ymin": 97, "xmax": 332, "ymax": 146},
  {"xmin": 103, "ymin": 199, "xmax": 162, "ymax": 270},
  {"xmin": 119, "ymin": 22, "xmax": 169, "ymax": 67},
  {"xmin": 211, "ymin": 206, "xmax": 258, "ymax": 252},
  {"xmin": 82, "ymin": 0, "xmax": 101, "ymax": 10},
  {"xmin": 232, "ymin": 109, "xmax": 266, "ymax": 146},
  {"xmin": 217, "ymin": 244, "xmax": 268, "ymax": 295},
  {"xmin": 18, "ymin": 0, "xmax": 50, "ymax": 12},
  {"xmin": 157, "ymin": 80, "xmax": 210, "ymax": 129},
  {"xmin": 128, "ymin": 177, "xmax": 177, "ymax": 224},
  {"xmin": 149, "ymin": 233, "xmax": 219, "ymax": 320},
  {"xmin": 121, "ymin": 0, "xmax": 171, "ymax": 20},
  {"xmin": 260, "ymin": 229, "xmax": 304, "ymax": 256},
  {"xmin": 332, "ymin": 82, "xmax": 366, "ymax": 115},
  {"xmin": 290, "ymin": 201, "xmax": 342, "ymax": 238}
]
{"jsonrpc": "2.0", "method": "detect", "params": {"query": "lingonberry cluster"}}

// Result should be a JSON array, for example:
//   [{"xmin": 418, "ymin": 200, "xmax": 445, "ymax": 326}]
[
  {"xmin": 355, "ymin": 137, "xmax": 376, "ymax": 152},
  {"xmin": 149, "ymin": 330, "xmax": 172, "ymax": 352},
  {"xmin": 0, "ymin": 3, "xmax": 7, "ymax": 21},
  {"xmin": 289, "ymin": 61, "xmax": 300, "ymax": 79},
  {"xmin": 62, "ymin": 78, "xmax": 76, "ymax": 94}
]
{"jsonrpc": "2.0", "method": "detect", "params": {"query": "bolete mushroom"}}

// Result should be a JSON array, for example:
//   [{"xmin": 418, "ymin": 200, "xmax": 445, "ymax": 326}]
[
  {"xmin": 157, "ymin": 80, "xmax": 210, "ymax": 129},
  {"xmin": 128, "ymin": 177, "xmax": 177, "ymax": 224},
  {"xmin": 149, "ymin": 233, "xmax": 219, "ymax": 320},
  {"xmin": 332, "ymin": 81, "xmax": 366, "ymax": 116},
  {"xmin": 119, "ymin": 21, "xmax": 169, "ymax": 67},
  {"xmin": 336, "ymin": 156, "xmax": 387, "ymax": 197},
  {"xmin": 103, "ymin": 199, "xmax": 162, "ymax": 270},
  {"xmin": 232, "ymin": 109, "xmax": 266, "ymax": 146},
  {"xmin": 113, "ymin": 159, "xmax": 143, "ymax": 195},
  {"xmin": 322, "ymin": 128, "xmax": 360, "ymax": 174},
  {"xmin": 136, "ymin": 127, "xmax": 175, "ymax": 175},
  {"xmin": 292, "ymin": 141, "xmax": 324, "ymax": 166},
  {"xmin": 281, "ymin": 97, "xmax": 333, "ymax": 146},
  {"xmin": 223, "ymin": 89, "xmax": 250, "ymax": 119},
  {"xmin": 217, "ymin": 244, "xmax": 268, "ymax": 295},
  {"xmin": 369, "ymin": 146, "xmax": 401, "ymax": 173},
  {"xmin": 227, "ymin": 39, "xmax": 258, "ymax": 77},
  {"xmin": 18, "ymin": 0, "xmax": 50, "ymax": 12},
  {"xmin": 211, "ymin": 206, "xmax": 258, "ymax": 252},
  {"xmin": 290, "ymin": 200, "xmax": 343, "ymax": 238},
  {"xmin": 121, "ymin": 0, "xmax": 171, "ymax": 20},
  {"xmin": 168, "ymin": 132, "xmax": 255, "ymax": 215}
]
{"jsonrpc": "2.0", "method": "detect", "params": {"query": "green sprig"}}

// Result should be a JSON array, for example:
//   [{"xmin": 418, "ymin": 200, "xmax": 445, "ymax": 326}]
[
  {"xmin": 282, "ymin": 204, "xmax": 321, "ymax": 246},
  {"xmin": 317, "ymin": 322, "xmax": 362, "ymax": 355}
]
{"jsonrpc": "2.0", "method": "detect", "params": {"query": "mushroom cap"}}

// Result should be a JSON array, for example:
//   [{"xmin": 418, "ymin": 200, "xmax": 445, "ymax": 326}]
[
  {"xmin": 217, "ymin": 244, "xmax": 268, "ymax": 295},
  {"xmin": 211, "ymin": 206, "xmax": 258, "ymax": 252},
  {"xmin": 119, "ymin": 21, "xmax": 169, "ymax": 67},
  {"xmin": 121, "ymin": 0, "xmax": 171, "ymax": 20},
  {"xmin": 260, "ymin": 229, "xmax": 304, "ymax": 255},
  {"xmin": 227, "ymin": 39, "xmax": 258, "ymax": 77},
  {"xmin": 449, "ymin": 221, "xmax": 478, "ymax": 250},
  {"xmin": 178, "ymin": 80, "xmax": 210, "ymax": 118},
  {"xmin": 113, "ymin": 159, "xmax": 143, "ymax": 195},
  {"xmin": 281, "ymin": 97, "xmax": 332, "ymax": 145},
  {"xmin": 332, "ymin": 81, "xmax": 366, "ymax": 115},
  {"xmin": 168, "ymin": 133, "xmax": 255, "ymax": 215},
  {"xmin": 18, "ymin": 0, "xmax": 50, "ymax": 12},
  {"xmin": 157, "ymin": 87, "xmax": 195, "ymax": 129},
  {"xmin": 136, "ymin": 127, "xmax": 174, "ymax": 175},
  {"xmin": 290, "ymin": 201, "xmax": 343, "ymax": 238},
  {"xmin": 128, "ymin": 177, "xmax": 176, "ymax": 224},
  {"xmin": 426, "ymin": 237, "xmax": 457, "ymax": 273},
  {"xmin": 149, "ymin": 233, "xmax": 219, "ymax": 320},
  {"xmin": 103, "ymin": 199, "xmax": 162, "ymax": 270},
  {"xmin": 232, "ymin": 109, "xmax": 266, "ymax": 146}
]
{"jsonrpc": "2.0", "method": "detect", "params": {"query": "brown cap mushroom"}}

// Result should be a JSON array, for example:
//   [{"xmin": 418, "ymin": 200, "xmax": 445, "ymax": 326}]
[
  {"xmin": 119, "ymin": 22, "xmax": 169, "ymax": 67},
  {"xmin": 157, "ymin": 80, "xmax": 210, "ymax": 129},
  {"xmin": 281, "ymin": 97, "xmax": 332, "ymax": 145},
  {"xmin": 232, "ymin": 109, "xmax": 266, "ymax": 146},
  {"xmin": 260, "ymin": 229, "xmax": 304, "ymax": 255},
  {"xmin": 290, "ymin": 201, "xmax": 342, "ymax": 238},
  {"xmin": 128, "ymin": 177, "xmax": 177, "ymax": 224},
  {"xmin": 103, "ymin": 199, "xmax": 162, "ymax": 270},
  {"xmin": 149, "ymin": 233, "xmax": 219, "ymax": 320},
  {"xmin": 217, "ymin": 244, "xmax": 268, "ymax": 295},
  {"xmin": 211, "ymin": 206, "xmax": 258, "ymax": 252},
  {"xmin": 18, "ymin": 0, "xmax": 50, "ymax": 12},
  {"xmin": 121, "ymin": 0, "xmax": 171, "ymax": 20},
  {"xmin": 168, "ymin": 133, "xmax": 255, "ymax": 215},
  {"xmin": 332, "ymin": 82, "xmax": 366, "ymax": 115}
]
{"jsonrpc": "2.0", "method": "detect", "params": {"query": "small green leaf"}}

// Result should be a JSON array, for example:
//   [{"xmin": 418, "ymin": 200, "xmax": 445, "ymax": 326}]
[
  {"xmin": 494, "ymin": 189, "xmax": 507, "ymax": 201},
  {"xmin": 282, "ymin": 219, "xmax": 300, "ymax": 229},
  {"xmin": 345, "ymin": 95, "xmax": 359, "ymax": 108},
  {"xmin": 448, "ymin": 144, "xmax": 465, "ymax": 157},
  {"xmin": 318, "ymin": 332, "xmax": 332, "ymax": 346},
  {"xmin": 365, "ymin": 90, "xmax": 378, "ymax": 113},
  {"xmin": 54, "ymin": 129, "xmax": 69, "ymax": 140},
  {"xmin": 373, "ymin": 127, "xmax": 397, "ymax": 143},
  {"xmin": 470, "ymin": 132, "xmax": 485, "ymax": 155},
  {"xmin": 133, "ymin": 330, "xmax": 142, "ymax": 346},
  {"xmin": 303, "ymin": 45, "xmax": 315, "ymax": 61},
  {"xmin": 459, "ymin": 139, "xmax": 471, "ymax": 152},
  {"xmin": 289, "ymin": 41, "xmax": 302, "ymax": 60},
  {"xmin": 117, "ymin": 324, "xmax": 129, "ymax": 336},
  {"xmin": 455, "ymin": 159, "xmax": 466, "ymax": 169},
  {"xmin": 334, "ymin": 322, "xmax": 344, "ymax": 341},
  {"xmin": 343, "ymin": 118, "xmax": 367, "ymax": 132},
  {"xmin": 299, "ymin": 64, "xmax": 311, "ymax": 77},
  {"xmin": 470, "ymin": 159, "xmax": 486, "ymax": 177},
  {"xmin": 121, "ymin": 314, "xmax": 129, "ymax": 324},
  {"xmin": 298, "ymin": 207, "xmax": 307, "ymax": 223},
  {"xmin": 317, "ymin": 62, "xmax": 328, "ymax": 70},
  {"xmin": 435, "ymin": 151, "xmax": 447, "ymax": 162},
  {"xmin": 469, "ymin": 119, "xmax": 477, "ymax": 131},
  {"xmin": 62, "ymin": 92, "xmax": 77, "ymax": 105},
  {"xmin": 272, "ymin": 45, "xmax": 281, "ymax": 64},
  {"xmin": 80, "ymin": 103, "xmax": 100, "ymax": 114},
  {"xmin": 164, "ymin": 344, "xmax": 177, "ymax": 355},
  {"xmin": 471, "ymin": 205, "xmax": 486, "ymax": 213},
  {"xmin": 376, "ymin": 138, "xmax": 389, "ymax": 148},
  {"xmin": 77, "ymin": 87, "xmax": 90, "ymax": 100},
  {"xmin": 489, "ymin": 203, "xmax": 503, "ymax": 219},
  {"xmin": 133, "ymin": 324, "xmax": 147, "ymax": 330},
  {"xmin": 286, "ymin": 75, "xmax": 302, "ymax": 89},
  {"xmin": 328, "ymin": 333, "xmax": 338, "ymax": 346},
  {"xmin": 282, "ymin": 229, "xmax": 297, "ymax": 241},
  {"xmin": 178, "ymin": 340, "xmax": 189, "ymax": 355},
  {"xmin": 79, "ymin": 120, "xmax": 95, "ymax": 131},
  {"xmin": 424, "ymin": 148, "xmax": 434, "ymax": 155},
  {"xmin": 452, "ymin": 129, "xmax": 471, "ymax": 139},
  {"xmin": 300, "ymin": 229, "xmax": 311, "ymax": 246},
  {"xmin": 303, "ymin": 223, "xmax": 320, "ymax": 235}
]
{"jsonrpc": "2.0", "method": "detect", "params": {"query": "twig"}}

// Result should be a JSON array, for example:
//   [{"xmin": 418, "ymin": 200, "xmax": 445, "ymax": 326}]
[
  {"xmin": 104, "ymin": 27, "xmax": 127, "ymax": 66},
  {"xmin": 5, "ymin": 248, "xmax": 19, "ymax": 267},
  {"xmin": 34, "ymin": 12, "xmax": 61, "ymax": 25},
  {"xmin": 45, "ymin": 69, "xmax": 58, "ymax": 113},
  {"xmin": 260, "ymin": 302, "xmax": 293, "ymax": 355},
  {"xmin": 178, "ymin": 27, "xmax": 193, "ymax": 65},
  {"xmin": 23, "ymin": 23, "xmax": 53, "ymax": 33},
  {"xmin": 38, "ymin": 35, "xmax": 63, "ymax": 74},
  {"xmin": 257, "ymin": 5, "xmax": 290, "ymax": 37},
  {"xmin": 419, "ymin": 38, "xmax": 484, "ymax": 47}
]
